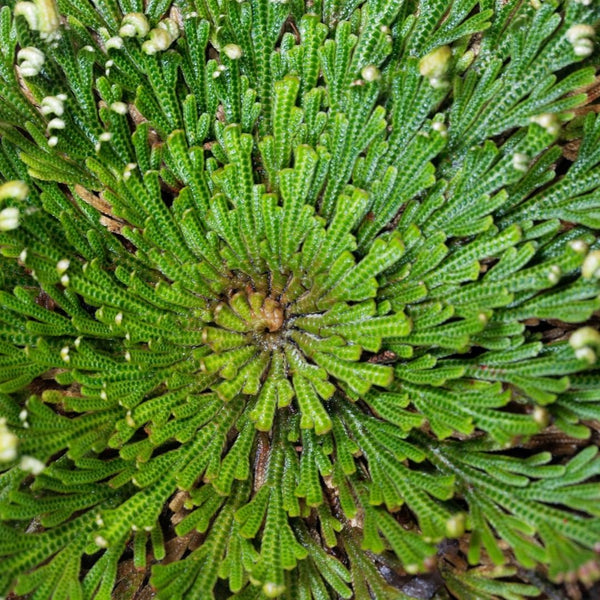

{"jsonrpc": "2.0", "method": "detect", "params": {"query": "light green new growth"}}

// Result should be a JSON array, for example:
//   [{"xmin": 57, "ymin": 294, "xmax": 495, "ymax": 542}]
[{"xmin": 0, "ymin": 0, "xmax": 599, "ymax": 599}]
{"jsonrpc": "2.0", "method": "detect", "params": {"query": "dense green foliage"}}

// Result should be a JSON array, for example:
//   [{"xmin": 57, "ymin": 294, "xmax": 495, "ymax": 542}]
[{"xmin": 0, "ymin": 0, "xmax": 599, "ymax": 598}]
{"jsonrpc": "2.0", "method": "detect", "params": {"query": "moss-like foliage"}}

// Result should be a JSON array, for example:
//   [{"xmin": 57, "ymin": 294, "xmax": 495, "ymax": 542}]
[{"xmin": 0, "ymin": 0, "xmax": 599, "ymax": 598}]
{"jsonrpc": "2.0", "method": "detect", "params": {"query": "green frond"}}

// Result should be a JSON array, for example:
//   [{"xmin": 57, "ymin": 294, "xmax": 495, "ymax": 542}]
[{"xmin": 1, "ymin": 0, "xmax": 600, "ymax": 598}]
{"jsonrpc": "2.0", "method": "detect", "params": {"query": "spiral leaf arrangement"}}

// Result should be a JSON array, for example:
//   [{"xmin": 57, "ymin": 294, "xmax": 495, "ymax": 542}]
[{"xmin": 0, "ymin": 0, "xmax": 600, "ymax": 598}]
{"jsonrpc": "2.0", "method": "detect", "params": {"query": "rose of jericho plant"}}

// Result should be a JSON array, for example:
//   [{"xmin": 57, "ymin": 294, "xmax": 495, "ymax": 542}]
[{"xmin": 0, "ymin": 0, "xmax": 600, "ymax": 598}]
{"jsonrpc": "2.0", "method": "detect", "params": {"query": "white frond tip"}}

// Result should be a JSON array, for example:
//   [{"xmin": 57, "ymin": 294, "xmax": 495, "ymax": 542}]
[
  {"xmin": 0, "ymin": 419, "xmax": 18, "ymax": 463},
  {"xmin": 119, "ymin": 12, "xmax": 149, "ymax": 38},
  {"xmin": 223, "ymin": 44, "xmax": 243, "ymax": 60},
  {"xmin": 60, "ymin": 346, "xmax": 70, "ymax": 363},
  {"xmin": 110, "ymin": 101, "xmax": 128, "ymax": 115},
  {"xmin": 20, "ymin": 455, "xmax": 45, "ymax": 475},
  {"xmin": 570, "ymin": 326, "xmax": 600, "ymax": 364},
  {"xmin": 361, "ymin": 65, "xmax": 380, "ymax": 82},
  {"xmin": 263, "ymin": 582, "xmax": 286, "ymax": 598},
  {"xmin": 569, "ymin": 239, "xmax": 588, "ymax": 255},
  {"xmin": 419, "ymin": 46, "xmax": 452, "ymax": 88},
  {"xmin": 511, "ymin": 152, "xmax": 529, "ymax": 172},
  {"xmin": 123, "ymin": 163, "xmax": 137, "ymax": 179},
  {"xmin": 142, "ymin": 18, "xmax": 179, "ymax": 54},
  {"xmin": 0, "ymin": 207, "xmax": 20, "ymax": 232},
  {"xmin": 40, "ymin": 95, "xmax": 65, "ymax": 116},
  {"xmin": 582, "ymin": 250, "xmax": 600, "ymax": 279},
  {"xmin": 575, "ymin": 346, "xmax": 596, "ymax": 364},
  {"xmin": 566, "ymin": 24, "xmax": 595, "ymax": 57},
  {"xmin": 94, "ymin": 535, "xmax": 109, "ymax": 548},
  {"xmin": 432, "ymin": 120, "xmax": 448, "ymax": 137},
  {"xmin": 213, "ymin": 64, "xmax": 227, "ymax": 78},
  {"xmin": 0, "ymin": 181, "xmax": 29, "ymax": 201},
  {"xmin": 47, "ymin": 118, "xmax": 65, "ymax": 131},
  {"xmin": 532, "ymin": 406, "xmax": 549, "ymax": 427},
  {"xmin": 106, "ymin": 36, "xmax": 124, "ymax": 50},
  {"xmin": 56, "ymin": 258, "xmax": 70, "ymax": 274},
  {"xmin": 14, "ymin": 2, "xmax": 39, "ymax": 30},
  {"xmin": 530, "ymin": 113, "xmax": 560, "ymax": 136},
  {"xmin": 15, "ymin": 0, "xmax": 60, "ymax": 41},
  {"xmin": 16, "ymin": 46, "xmax": 45, "ymax": 77},
  {"xmin": 157, "ymin": 17, "xmax": 179, "ymax": 40},
  {"xmin": 570, "ymin": 327, "xmax": 600, "ymax": 349},
  {"xmin": 547, "ymin": 265, "xmax": 561, "ymax": 284}
]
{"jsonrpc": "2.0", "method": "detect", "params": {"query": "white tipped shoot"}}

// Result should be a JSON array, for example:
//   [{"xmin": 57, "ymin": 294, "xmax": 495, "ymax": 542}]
[
  {"xmin": 570, "ymin": 326, "xmax": 600, "ymax": 365},
  {"xmin": 0, "ymin": 419, "xmax": 18, "ymax": 462},
  {"xmin": 569, "ymin": 239, "xmax": 588, "ymax": 254},
  {"xmin": 123, "ymin": 163, "xmax": 137, "ymax": 179},
  {"xmin": 47, "ymin": 118, "xmax": 66, "ymax": 130},
  {"xmin": 119, "ymin": 12, "xmax": 149, "ymax": 38},
  {"xmin": 106, "ymin": 36, "xmax": 124, "ymax": 50},
  {"xmin": 547, "ymin": 264, "xmax": 561, "ymax": 284},
  {"xmin": 94, "ymin": 535, "xmax": 109, "ymax": 548},
  {"xmin": 41, "ymin": 95, "xmax": 65, "ymax": 116},
  {"xmin": 56, "ymin": 259, "xmax": 70, "ymax": 274},
  {"xmin": 566, "ymin": 24, "xmax": 595, "ymax": 58},
  {"xmin": 142, "ymin": 18, "xmax": 179, "ymax": 54},
  {"xmin": 20, "ymin": 455, "xmax": 45, "ymax": 475},
  {"xmin": 419, "ymin": 45, "xmax": 452, "ymax": 88},
  {"xmin": 16, "ymin": 46, "xmax": 45, "ymax": 77},
  {"xmin": 532, "ymin": 406, "xmax": 549, "ymax": 428},
  {"xmin": 432, "ymin": 120, "xmax": 448, "ymax": 137},
  {"xmin": 0, "ymin": 181, "xmax": 29, "ymax": 201},
  {"xmin": 530, "ymin": 113, "xmax": 560, "ymax": 136},
  {"xmin": 110, "ymin": 101, "xmax": 128, "ymax": 115},
  {"xmin": 263, "ymin": 582, "xmax": 286, "ymax": 598},
  {"xmin": 582, "ymin": 250, "xmax": 600, "ymax": 279},
  {"xmin": 223, "ymin": 44, "xmax": 243, "ymax": 60},
  {"xmin": 0, "ymin": 207, "xmax": 20, "ymax": 232},
  {"xmin": 14, "ymin": 0, "xmax": 61, "ymax": 41},
  {"xmin": 512, "ymin": 152, "xmax": 529, "ymax": 172},
  {"xmin": 361, "ymin": 64, "xmax": 380, "ymax": 82}
]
